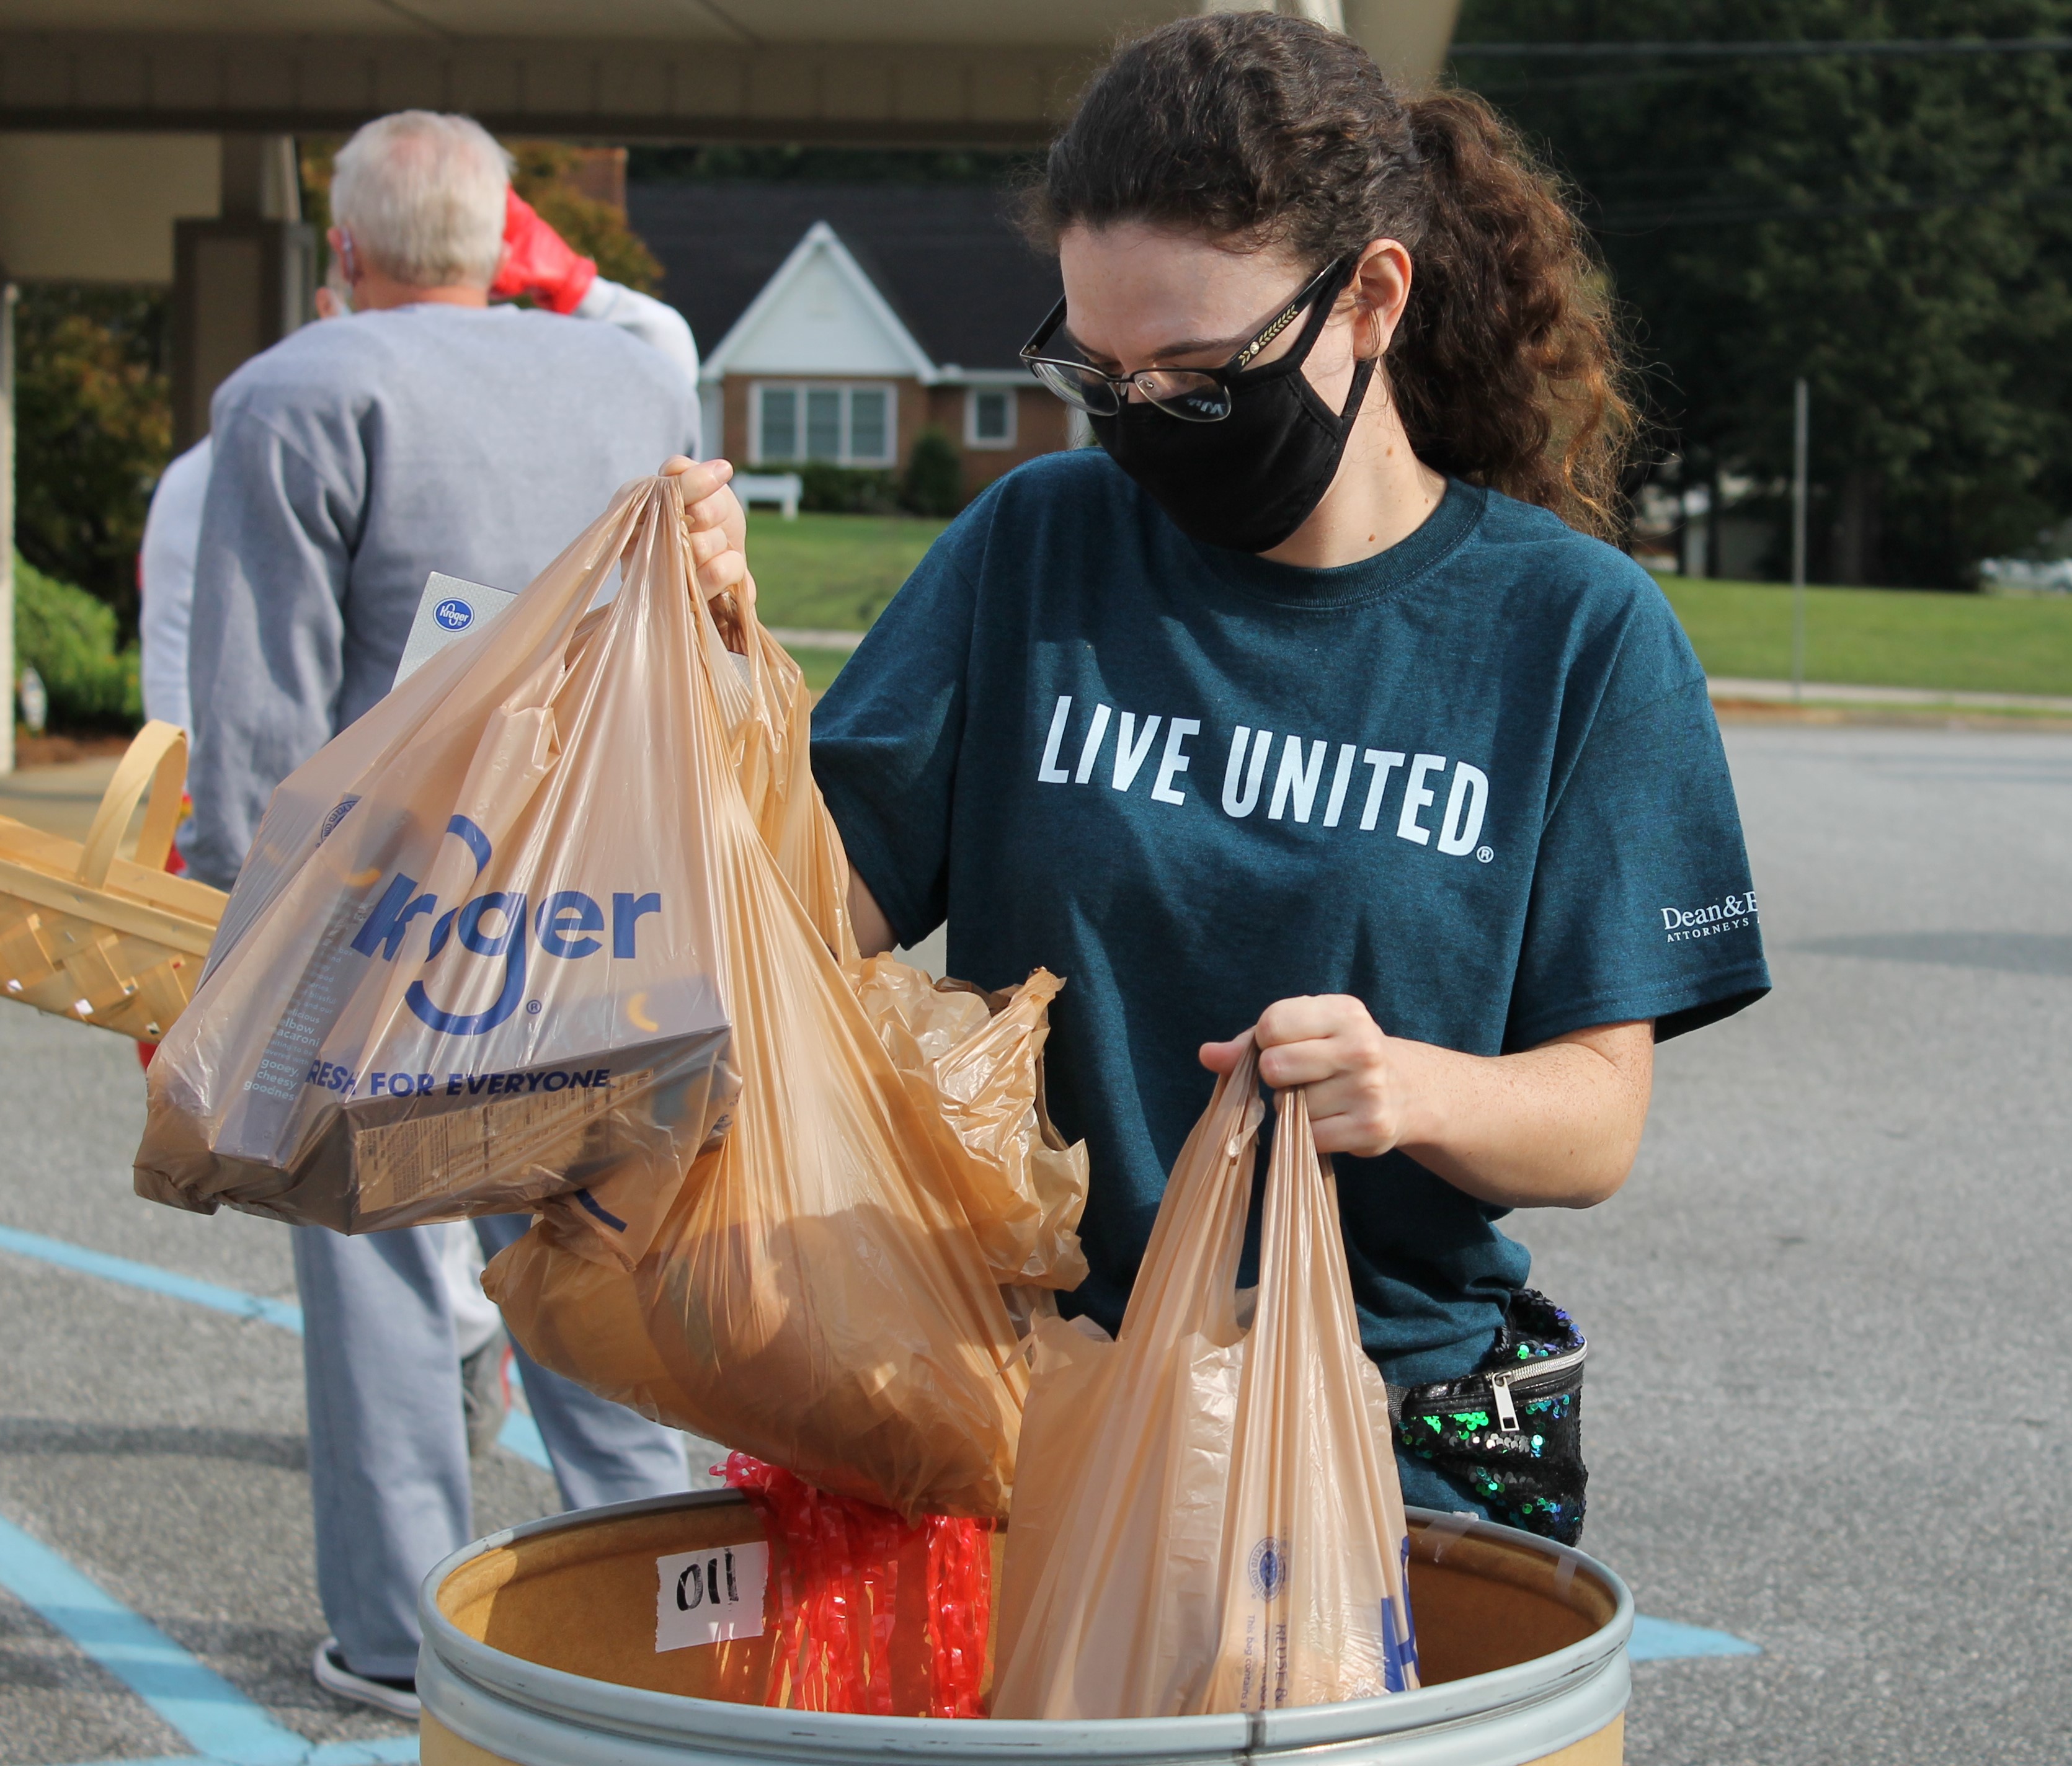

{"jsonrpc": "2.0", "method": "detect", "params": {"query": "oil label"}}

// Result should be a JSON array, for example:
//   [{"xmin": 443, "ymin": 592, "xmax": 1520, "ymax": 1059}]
[{"xmin": 655, "ymin": 1540, "xmax": 770, "ymax": 1652}]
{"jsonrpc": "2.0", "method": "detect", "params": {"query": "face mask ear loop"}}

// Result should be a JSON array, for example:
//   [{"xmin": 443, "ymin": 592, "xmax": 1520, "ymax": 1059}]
[
  {"xmin": 1338, "ymin": 353, "xmax": 1379, "ymax": 427},
  {"xmin": 1272, "ymin": 265, "xmax": 1374, "ymax": 433}
]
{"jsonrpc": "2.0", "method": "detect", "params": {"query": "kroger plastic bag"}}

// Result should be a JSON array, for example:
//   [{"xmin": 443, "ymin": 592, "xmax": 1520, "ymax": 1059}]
[
  {"xmin": 481, "ymin": 481, "xmax": 1044, "ymax": 1522},
  {"xmin": 990, "ymin": 1047, "xmax": 1418, "ymax": 1718},
  {"xmin": 133, "ymin": 476, "xmax": 742, "ymax": 1252}
]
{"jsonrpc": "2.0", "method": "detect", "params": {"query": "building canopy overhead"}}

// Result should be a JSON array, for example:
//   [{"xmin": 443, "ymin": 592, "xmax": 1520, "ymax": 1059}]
[{"xmin": 0, "ymin": 1, "xmax": 1460, "ymax": 143}]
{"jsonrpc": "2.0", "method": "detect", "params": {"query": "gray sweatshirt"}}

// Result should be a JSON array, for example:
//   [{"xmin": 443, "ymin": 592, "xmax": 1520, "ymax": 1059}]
[{"xmin": 185, "ymin": 302, "xmax": 700, "ymax": 888}]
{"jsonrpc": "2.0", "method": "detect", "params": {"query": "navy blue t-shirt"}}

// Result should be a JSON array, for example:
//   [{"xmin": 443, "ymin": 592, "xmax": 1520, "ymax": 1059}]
[{"xmin": 811, "ymin": 451, "xmax": 1768, "ymax": 1388}]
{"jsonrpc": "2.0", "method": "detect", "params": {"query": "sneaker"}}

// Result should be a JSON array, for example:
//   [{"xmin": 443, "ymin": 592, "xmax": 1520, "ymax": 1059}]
[
  {"xmin": 461, "ymin": 1330, "xmax": 509, "ymax": 1460},
  {"xmin": 312, "ymin": 1636, "xmax": 420, "ymax": 1719}
]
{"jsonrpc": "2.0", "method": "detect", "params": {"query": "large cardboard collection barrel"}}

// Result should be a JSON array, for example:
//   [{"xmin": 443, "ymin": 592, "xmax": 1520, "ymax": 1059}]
[{"xmin": 417, "ymin": 1490, "xmax": 1632, "ymax": 1766}]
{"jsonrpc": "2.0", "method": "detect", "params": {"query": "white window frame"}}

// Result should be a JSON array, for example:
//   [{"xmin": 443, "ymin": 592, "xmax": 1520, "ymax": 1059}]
[
  {"xmin": 749, "ymin": 380, "xmax": 899, "ymax": 468},
  {"xmin": 964, "ymin": 385, "xmax": 1018, "ymax": 450}
]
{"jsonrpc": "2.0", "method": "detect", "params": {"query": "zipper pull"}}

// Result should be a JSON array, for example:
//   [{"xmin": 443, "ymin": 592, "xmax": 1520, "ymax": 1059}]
[{"xmin": 1490, "ymin": 1372, "xmax": 1520, "ymax": 1433}]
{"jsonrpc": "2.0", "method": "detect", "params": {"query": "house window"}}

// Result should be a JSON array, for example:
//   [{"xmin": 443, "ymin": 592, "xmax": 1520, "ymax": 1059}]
[
  {"xmin": 758, "ymin": 386, "xmax": 797, "ymax": 461},
  {"xmin": 804, "ymin": 388, "xmax": 843, "ymax": 459},
  {"xmin": 850, "ymin": 388, "xmax": 889, "ymax": 461},
  {"xmin": 752, "ymin": 383, "xmax": 898, "ymax": 466},
  {"xmin": 966, "ymin": 387, "xmax": 1016, "ymax": 450}
]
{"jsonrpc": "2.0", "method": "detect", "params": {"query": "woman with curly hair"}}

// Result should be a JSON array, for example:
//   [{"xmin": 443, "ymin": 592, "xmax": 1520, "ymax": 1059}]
[{"xmin": 690, "ymin": 11, "xmax": 1769, "ymax": 1528}]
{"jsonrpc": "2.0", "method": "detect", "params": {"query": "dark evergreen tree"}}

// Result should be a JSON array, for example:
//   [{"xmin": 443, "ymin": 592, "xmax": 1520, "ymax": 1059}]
[{"xmin": 1454, "ymin": 1, "xmax": 2072, "ymax": 585}]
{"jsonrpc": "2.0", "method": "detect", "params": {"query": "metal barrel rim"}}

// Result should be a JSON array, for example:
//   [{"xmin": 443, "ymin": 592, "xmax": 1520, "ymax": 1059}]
[{"xmin": 419, "ymin": 1491, "xmax": 1632, "ymax": 1765}]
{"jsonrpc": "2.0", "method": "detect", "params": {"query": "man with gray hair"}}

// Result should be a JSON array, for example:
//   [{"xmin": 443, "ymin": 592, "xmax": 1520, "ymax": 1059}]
[
  {"xmin": 188, "ymin": 110, "xmax": 701, "ymax": 884},
  {"xmin": 183, "ymin": 109, "xmax": 705, "ymax": 1721}
]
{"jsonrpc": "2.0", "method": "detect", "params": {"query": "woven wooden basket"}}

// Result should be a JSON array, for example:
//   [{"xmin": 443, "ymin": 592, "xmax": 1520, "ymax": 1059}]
[{"xmin": 0, "ymin": 721, "xmax": 227, "ymax": 1041}]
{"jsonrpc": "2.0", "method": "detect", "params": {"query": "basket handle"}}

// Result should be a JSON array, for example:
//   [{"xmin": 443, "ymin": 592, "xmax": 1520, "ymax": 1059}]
[{"xmin": 77, "ymin": 720, "xmax": 189, "ymax": 889}]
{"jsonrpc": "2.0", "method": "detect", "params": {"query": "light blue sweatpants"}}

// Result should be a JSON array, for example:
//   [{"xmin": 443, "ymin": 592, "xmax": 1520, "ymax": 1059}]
[{"xmin": 292, "ymin": 1214, "xmax": 689, "ymax": 1679}]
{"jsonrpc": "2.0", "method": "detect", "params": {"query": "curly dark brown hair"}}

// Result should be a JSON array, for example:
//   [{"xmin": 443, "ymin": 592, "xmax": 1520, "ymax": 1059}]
[{"xmin": 1025, "ymin": 13, "xmax": 1634, "ymax": 541}]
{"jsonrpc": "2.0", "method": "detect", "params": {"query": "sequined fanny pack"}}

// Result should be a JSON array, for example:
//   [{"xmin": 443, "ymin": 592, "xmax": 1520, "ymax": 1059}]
[{"xmin": 1393, "ymin": 1289, "xmax": 1588, "ymax": 1545}]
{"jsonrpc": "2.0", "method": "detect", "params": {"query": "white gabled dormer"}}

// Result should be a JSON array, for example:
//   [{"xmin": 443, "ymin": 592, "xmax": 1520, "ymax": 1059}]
[{"xmin": 701, "ymin": 220, "xmax": 940, "ymax": 384}]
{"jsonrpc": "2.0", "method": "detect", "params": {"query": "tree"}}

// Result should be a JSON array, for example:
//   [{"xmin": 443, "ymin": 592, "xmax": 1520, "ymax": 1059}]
[
  {"xmin": 506, "ymin": 144, "xmax": 662, "ymax": 293},
  {"xmin": 13, "ymin": 285, "xmax": 172, "ymax": 638},
  {"xmin": 1454, "ymin": 0, "xmax": 2072, "ymax": 585}
]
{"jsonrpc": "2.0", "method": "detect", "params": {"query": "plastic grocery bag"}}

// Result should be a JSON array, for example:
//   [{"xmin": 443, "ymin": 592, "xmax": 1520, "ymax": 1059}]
[
  {"xmin": 990, "ymin": 1047, "xmax": 1418, "ymax": 1718},
  {"xmin": 133, "ymin": 476, "xmax": 742, "ymax": 1251},
  {"xmin": 476, "ymin": 483, "xmax": 1043, "ymax": 1522},
  {"xmin": 857, "ymin": 958, "xmax": 1089, "ymax": 1290}
]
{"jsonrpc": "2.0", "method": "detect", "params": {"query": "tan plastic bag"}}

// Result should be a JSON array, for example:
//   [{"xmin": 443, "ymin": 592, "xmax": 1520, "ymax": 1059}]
[
  {"xmin": 991, "ymin": 1048, "xmax": 1419, "ymax": 1717},
  {"xmin": 133, "ymin": 477, "xmax": 741, "ymax": 1249},
  {"xmin": 481, "ymin": 483, "xmax": 1067, "ymax": 1523},
  {"xmin": 690, "ymin": 543, "xmax": 1088, "ymax": 1299},
  {"xmin": 857, "ymin": 958, "xmax": 1089, "ymax": 1291}
]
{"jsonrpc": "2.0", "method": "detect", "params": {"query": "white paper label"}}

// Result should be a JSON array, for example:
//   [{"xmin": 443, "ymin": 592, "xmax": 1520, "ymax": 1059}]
[{"xmin": 655, "ymin": 1540, "xmax": 769, "ymax": 1653}]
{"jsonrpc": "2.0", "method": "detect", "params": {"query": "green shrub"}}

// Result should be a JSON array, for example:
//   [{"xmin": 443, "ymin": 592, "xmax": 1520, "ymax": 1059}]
[
  {"xmin": 13, "ymin": 552, "xmax": 142, "ymax": 731},
  {"xmin": 899, "ymin": 427, "xmax": 963, "ymax": 518},
  {"xmin": 798, "ymin": 461, "xmax": 899, "ymax": 515},
  {"xmin": 15, "ymin": 285, "xmax": 172, "ymax": 637}
]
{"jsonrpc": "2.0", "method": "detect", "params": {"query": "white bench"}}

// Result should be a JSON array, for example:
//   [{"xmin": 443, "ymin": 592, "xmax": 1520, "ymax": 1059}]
[{"xmin": 734, "ymin": 471, "xmax": 803, "ymax": 520}]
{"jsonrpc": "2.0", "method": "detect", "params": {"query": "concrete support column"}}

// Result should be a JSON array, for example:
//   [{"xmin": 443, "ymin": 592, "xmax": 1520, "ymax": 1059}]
[
  {"xmin": 0, "ymin": 278, "xmax": 13, "ymax": 775},
  {"xmin": 171, "ymin": 133, "xmax": 314, "ymax": 450}
]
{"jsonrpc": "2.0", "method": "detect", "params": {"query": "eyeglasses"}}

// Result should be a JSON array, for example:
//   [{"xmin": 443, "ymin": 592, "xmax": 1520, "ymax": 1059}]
[{"xmin": 1020, "ymin": 258, "xmax": 1348, "ymax": 424}]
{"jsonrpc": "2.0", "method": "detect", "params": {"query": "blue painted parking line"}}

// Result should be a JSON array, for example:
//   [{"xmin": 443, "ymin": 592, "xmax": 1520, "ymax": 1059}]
[
  {"xmin": 63, "ymin": 1752, "xmax": 416, "ymax": 1766},
  {"xmin": 0, "ymin": 1511, "xmax": 417, "ymax": 1765},
  {"xmin": 497, "ymin": 1404, "xmax": 549, "ymax": 1469},
  {"xmin": 0, "ymin": 1225, "xmax": 552, "ymax": 1471},
  {"xmin": 1629, "ymin": 1613, "xmax": 1762, "ymax": 1661},
  {"xmin": 0, "ymin": 1227, "xmax": 303, "ymax": 1332}
]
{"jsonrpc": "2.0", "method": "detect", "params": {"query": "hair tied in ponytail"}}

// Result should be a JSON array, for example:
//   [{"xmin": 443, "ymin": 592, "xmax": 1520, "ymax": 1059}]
[{"xmin": 1031, "ymin": 13, "xmax": 1635, "ymax": 541}]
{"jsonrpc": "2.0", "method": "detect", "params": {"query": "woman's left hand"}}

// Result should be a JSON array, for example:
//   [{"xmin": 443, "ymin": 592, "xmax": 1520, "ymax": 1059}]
[
  {"xmin": 1201, "ymin": 994, "xmax": 1416, "ymax": 1158},
  {"xmin": 1201, "ymin": 997, "xmax": 1653, "ymax": 1208}
]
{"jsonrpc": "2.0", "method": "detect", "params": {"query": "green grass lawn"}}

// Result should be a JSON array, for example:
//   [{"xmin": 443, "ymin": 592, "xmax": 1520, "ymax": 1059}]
[
  {"xmin": 747, "ymin": 512, "xmax": 2072, "ymax": 701},
  {"xmin": 747, "ymin": 510, "xmax": 951, "ymax": 633},
  {"xmin": 785, "ymin": 647, "xmax": 859, "ymax": 694},
  {"xmin": 1656, "ymin": 577, "xmax": 2072, "ymax": 698}
]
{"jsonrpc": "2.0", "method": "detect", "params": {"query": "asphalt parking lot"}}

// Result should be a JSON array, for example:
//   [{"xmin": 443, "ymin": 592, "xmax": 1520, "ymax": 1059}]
[{"xmin": 2, "ymin": 718, "xmax": 2069, "ymax": 1764}]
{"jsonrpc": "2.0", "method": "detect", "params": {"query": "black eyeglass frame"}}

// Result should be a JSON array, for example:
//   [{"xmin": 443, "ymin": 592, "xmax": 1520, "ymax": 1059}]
[{"xmin": 1018, "ymin": 257, "xmax": 1351, "ymax": 423}]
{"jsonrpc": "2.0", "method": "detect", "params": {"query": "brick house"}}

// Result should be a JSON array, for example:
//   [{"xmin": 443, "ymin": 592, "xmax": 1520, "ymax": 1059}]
[{"xmin": 628, "ymin": 183, "xmax": 1078, "ymax": 502}]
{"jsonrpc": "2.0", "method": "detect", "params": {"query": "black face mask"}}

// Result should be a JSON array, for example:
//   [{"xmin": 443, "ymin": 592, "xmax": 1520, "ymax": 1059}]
[{"xmin": 1089, "ymin": 293, "xmax": 1376, "ymax": 555}]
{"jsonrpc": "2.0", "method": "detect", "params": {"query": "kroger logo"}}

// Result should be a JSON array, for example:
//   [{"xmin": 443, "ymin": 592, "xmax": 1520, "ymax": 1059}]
[
  {"xmin": 318, "ymin": 794, "xmax": 360, "ymax": 845},
  {"xmin": 347, "ymin": 814, "xmax": 659, "ymax": 1036},
  {"xmin": 1247, "ymin": 1536, "xmax": 1289, "ymax": 1602},
  {"xmin": 434, "ymin": 597, "xmax": 474, "ymax": 632}
]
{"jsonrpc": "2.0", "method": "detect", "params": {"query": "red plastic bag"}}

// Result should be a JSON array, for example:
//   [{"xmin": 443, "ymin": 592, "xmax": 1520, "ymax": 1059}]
[{"xmin": 722, "ymin": 1453, "xmax": 991, "ymax": 1718}]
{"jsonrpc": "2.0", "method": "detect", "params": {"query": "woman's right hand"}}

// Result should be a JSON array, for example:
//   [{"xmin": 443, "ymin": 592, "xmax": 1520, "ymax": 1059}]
[{"xmin": 660, "ymin": 456, "xmax": 754, "ymax": 618}]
